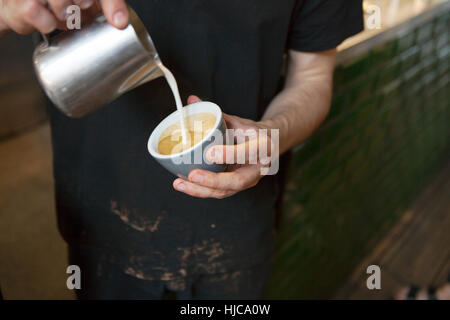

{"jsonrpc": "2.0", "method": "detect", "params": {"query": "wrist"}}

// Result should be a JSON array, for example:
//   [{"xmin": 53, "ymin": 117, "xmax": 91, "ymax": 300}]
[
  {"xmin": 257, "ymin": 118, "xmax": 290, "ymax": 155},
  {"xmin": 257, "ymin": 118, "xmax": 279, "ymax": 131}
]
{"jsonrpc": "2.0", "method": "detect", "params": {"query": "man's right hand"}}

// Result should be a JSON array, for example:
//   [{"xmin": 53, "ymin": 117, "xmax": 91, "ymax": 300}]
[{"xmin": 0, "ymin": 0, "xmax": 129, "ymax": 36}]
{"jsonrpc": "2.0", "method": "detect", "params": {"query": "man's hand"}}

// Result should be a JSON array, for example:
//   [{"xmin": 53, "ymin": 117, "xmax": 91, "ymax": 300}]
[
  {"xmin": 174, "ymin": 49, "xmax": 336, "ymax": 199},
  {"xmin": 173, "ymin": 95, "xmax": 274, "ymax": 199},
  {"xmin": 0, "ymin": 0, "xmax": 129, "ymax": 36}
]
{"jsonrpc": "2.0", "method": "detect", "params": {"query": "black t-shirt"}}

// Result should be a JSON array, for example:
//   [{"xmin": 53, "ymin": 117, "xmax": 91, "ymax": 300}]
[{"xmin": 49, "ymin": 0, "xmax": 363, "ymax": 278}]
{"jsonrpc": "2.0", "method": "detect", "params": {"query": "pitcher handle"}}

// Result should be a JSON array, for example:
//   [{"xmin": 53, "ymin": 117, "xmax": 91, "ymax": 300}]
[
  {"xmin": 39, "ymin": 0, "xmax": 53, "ymax": 47},
  {"xmin": 40, "ymin": 33, "xmax": 51, "ymax": 46}
]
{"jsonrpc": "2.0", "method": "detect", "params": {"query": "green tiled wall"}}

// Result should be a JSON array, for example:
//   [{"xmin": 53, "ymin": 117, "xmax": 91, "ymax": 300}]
[{"xmin": 268, "ymin": 11, "xmax": 450, "ymax": 299}]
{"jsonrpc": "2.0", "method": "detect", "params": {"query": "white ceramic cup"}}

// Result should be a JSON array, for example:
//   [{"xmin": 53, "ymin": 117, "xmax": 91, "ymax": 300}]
[{"xmin": 148, "ymin": 102, "xmax": 227, "ymax": 177}]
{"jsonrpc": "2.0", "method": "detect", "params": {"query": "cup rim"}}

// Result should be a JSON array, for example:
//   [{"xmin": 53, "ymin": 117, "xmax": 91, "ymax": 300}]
[{"xmin": 148, "ymin": 101, "xmax": 222, "ymax": 160}]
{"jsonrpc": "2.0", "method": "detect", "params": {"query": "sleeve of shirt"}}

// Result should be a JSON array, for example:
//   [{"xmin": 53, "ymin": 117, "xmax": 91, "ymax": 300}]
[{"xmin": 288, "ymin": 0, "xmax": 364, "ymax": 52}]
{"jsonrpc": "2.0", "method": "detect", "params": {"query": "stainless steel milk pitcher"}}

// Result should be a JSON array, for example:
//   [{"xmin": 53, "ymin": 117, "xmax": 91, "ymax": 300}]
[{"xmin": 33, "ymin": 7, "xmax": 163, "ymax": 118}]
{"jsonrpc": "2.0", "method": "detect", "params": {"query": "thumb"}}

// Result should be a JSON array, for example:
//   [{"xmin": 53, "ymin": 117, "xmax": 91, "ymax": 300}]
[
  {"xmin": 100, "ymin": 0, "xmax": 129, "ymax": 29},
  {"xmin": 187, "ymin": 95, "xmax": 203, "ymax": 105}
]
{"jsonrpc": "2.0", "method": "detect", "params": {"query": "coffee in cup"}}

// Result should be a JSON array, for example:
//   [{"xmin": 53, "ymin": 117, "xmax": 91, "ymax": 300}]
[
  {"xmin": 148, "ymin": 102, "xmax": 227, "ymax": 178},
  {"xmin": 158, "ymin": 112, "xmax": 216, "ymax": 155}
]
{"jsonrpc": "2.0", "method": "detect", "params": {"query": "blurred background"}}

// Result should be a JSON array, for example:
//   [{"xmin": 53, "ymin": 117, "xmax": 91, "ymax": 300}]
[{"xmin": 0, "ymin": 0, "xmax": 449, "ymax": 299}]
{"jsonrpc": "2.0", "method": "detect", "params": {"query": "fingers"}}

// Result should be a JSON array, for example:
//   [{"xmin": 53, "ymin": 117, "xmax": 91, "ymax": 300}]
[
  {"xmin": 206, "ymin": 140, "xmax": 260, "ymax": 164},
  {"xmin": 187, "ymin": 167, "xmax": 261, "ymax": 192},
  {"xmin": 222, "ymin": 113, "xmax": 259, "ymax": 130},
  {"xmin": 73, "ymin": 0, "xmax": 95, "ymax": 10},
  {"xmin": 207, "ymin": 126, "xmax": 272, "ymax": 165},
  {"xmin": 1, "ymin": 0, "xmax": 98, "ymax": 35},
  {"xmin": 78, "ymin": 1, "xmax": 102, "ymax": 22},
  {"xmin": 0, "ymin": 15, "xmax": 8, "ymax": 34},
  {"xmin": 174, "ymin": 166, "xmax": 261, "ymax": 199},
  {"xmin": 18, "ymin": 0, "xmax": 58, "ymax": 34},
  {"xmin": 47, "ymin": 0, "xmax": 74, "ymax": 21},
  {"xmin": 222, "ymin": 113, "xmax": 242, "ymax": 129},
  {"xmin": 100, "ymin": 0, "xmax": 129, "ymax": 29},
  {"xmin": 173, "ymin": 178, "xmax": 235, "ymax": 199},
  {"xmin": 187, "ymin": 95, "xmax": 202, "ymax": 105}
]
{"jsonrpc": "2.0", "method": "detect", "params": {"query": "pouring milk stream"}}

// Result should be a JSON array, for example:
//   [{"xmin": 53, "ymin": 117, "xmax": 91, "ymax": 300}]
[{"xmin": 157, "ymin": 63, "xmax": 189, "ymax": 145}]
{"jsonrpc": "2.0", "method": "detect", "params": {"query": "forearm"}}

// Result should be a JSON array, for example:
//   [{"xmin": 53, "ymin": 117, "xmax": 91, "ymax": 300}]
[
  {"xmin": 260, "ymin": 50, "xmax": 335, "ymax": 155},
  {"xmin": 261, "ymin": 77, "xmax": 332, "ymax": 154}
]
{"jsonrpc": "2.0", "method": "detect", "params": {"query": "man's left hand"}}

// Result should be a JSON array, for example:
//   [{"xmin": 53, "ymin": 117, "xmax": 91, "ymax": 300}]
[{"xmin": 173, "ymin": 95, "xmax": 274, "ymax": 199}]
